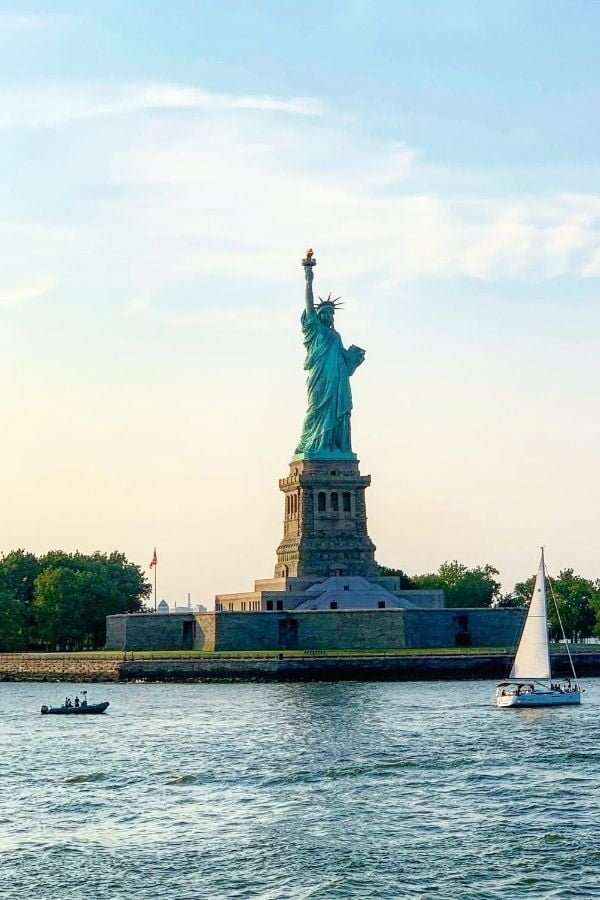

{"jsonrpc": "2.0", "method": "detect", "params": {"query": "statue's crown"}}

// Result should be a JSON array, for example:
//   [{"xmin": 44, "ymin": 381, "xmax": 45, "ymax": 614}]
[{"xmin": 316, "ymin": 292, "xmax": 343, "ymax": 310}]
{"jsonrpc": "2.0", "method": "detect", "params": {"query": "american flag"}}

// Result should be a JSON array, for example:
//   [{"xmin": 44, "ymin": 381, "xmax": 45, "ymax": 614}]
[{"xmin": 150, "ymin": 548, "xmax": 157, "ymax": 568}]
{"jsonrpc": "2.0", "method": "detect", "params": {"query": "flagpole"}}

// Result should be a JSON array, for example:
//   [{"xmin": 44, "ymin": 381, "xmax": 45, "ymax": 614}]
[{"xmin": 150, "ymin": 547, "xmax": 158, "ymax": 612}]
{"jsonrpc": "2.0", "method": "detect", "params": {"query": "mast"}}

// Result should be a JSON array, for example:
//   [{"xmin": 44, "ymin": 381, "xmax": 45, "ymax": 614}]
[{"xmin": 540, "ymin": 547, "xmax": 552, "ymax": 680}]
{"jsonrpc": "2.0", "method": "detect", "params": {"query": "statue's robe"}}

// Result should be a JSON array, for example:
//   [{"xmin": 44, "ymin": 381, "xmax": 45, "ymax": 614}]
[{"xmin": 295, "ymin": 308, "xmax": 359, "ymax": 454}]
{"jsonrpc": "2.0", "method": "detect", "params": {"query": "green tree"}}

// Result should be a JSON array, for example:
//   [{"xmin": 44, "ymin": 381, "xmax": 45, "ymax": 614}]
[
  {"xmin": 31, "ymin": 551, "xmax": 151, "ymax": 649},
  {"xmin": 100, "ymin": 551, "xmax": 151, "ymax": 614},
  {"xmin": 0, "ymin": 549, "xmax": 150, "ymax": 650},
  {"xmin": 0, "ymin": 550, "xmax": 42, "ymax": 647},
  {"xmin": 493, "ymin": 592, "xmax": 524, "ymax": 608},
  {"xmin": 32, "ymin": 567, "xmax": 84, "ymax": 650},
  {"xmin": 412, "ymin": 561, "xmax": 502, "ymax": 608},
  {"xmin": 78, "ymin": 567, "xmax": 122, "ymax": 648},
  {"xmin": 39, "ymin": 551, "xmax": 150, "ymax": 612},
  {"xmin": 0, "ymin": 550, "xmax": 41, "ymax": 604},
  {"xmin": 0, "ymin": 588, "xmax": 25, "ymax": 651},
  {"xmin": 511, "ymin": 575, "xmax": 536, "ymax": 608},
  {"xmin": 512, "ymin": 569, "xmax": 599, "ymax": 642},
  {"xmin": 549, "ymin": 569, "xmax": 597, "ymax": 642}
]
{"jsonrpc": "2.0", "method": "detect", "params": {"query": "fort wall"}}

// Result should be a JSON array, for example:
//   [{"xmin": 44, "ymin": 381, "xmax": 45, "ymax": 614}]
[{"xmin": 106, "ymin": 607, "xmax": 525, "ymax": 653}]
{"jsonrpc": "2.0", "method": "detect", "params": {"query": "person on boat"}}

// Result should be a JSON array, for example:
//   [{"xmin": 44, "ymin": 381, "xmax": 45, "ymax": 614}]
[{"xmin": 74, "ymin": 696, "xmax": 80, "ymax": 708}]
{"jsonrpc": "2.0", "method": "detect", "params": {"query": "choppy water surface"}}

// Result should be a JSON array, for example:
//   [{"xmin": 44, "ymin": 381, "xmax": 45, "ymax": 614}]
[{"xmin": 1, "ymin": 680, "xmax": 599, "ymax": 900}]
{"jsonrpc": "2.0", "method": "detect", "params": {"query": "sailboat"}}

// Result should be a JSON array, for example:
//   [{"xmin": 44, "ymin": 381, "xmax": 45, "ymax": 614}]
[{"xmin": 496, "ymin": 549, "xmax": 581, "ymax": 708}]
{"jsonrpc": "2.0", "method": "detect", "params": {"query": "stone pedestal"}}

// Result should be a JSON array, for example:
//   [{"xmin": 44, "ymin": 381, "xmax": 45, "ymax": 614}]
[{"xmin": 275, "ymin": 457, "xmax": 377, "ymax": 578}]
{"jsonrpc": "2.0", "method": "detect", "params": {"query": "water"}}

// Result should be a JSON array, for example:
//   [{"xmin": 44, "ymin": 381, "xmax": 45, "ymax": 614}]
[{"xmin": 1, "ymin": 680, "xmax": 599, "ymax": 900}]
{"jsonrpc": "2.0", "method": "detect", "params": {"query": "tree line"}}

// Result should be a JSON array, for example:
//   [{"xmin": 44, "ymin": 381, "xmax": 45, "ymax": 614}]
[
  {"xmin": 0, "ymin": 550, "xmax": 151, "ymax": 651},
  {"xmin": 380, "ymin": 560, "xmax": 600, "ymax": 643},
  {"xmin": 1, "ymin": 550, "xmax": 598, "ymax": 651}
]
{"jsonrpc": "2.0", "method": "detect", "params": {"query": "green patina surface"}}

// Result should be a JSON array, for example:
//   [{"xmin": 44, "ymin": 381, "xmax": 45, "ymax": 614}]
[{"xmin": 295, "ymin": 255, "xmax": 365, "ymax": 457}]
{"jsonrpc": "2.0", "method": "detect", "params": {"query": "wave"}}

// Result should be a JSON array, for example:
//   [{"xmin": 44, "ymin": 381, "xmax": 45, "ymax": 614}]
[
  {"xmin": 165, "ymin": 774, "xmax": 209, "ymax": 786},
  {"xmin": 262, "ymin": 758, "xmax": 416, "ymax": 787},
  {"xmin": 62, "ymin": 773, "xmax": 106, "ymax": 784}
]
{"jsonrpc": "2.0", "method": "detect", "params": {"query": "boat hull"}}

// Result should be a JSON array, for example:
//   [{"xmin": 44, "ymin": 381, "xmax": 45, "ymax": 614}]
[
  {"xmin": 496, "ymin": 691, "xmax": 580, "ymax": 708},
  {"xmin": 41, "ymin": 702, "xmax": 109, "ymax": 715}
]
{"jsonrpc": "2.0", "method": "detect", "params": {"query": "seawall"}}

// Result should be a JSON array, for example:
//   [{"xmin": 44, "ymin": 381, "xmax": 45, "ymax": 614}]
[
  {"xmin": 0, "ymin": 653, "xmax": 121, "ymax": 682},
  {"xmin": 2, "ymin": 651, "xmax": 600, "ymax": 683}
]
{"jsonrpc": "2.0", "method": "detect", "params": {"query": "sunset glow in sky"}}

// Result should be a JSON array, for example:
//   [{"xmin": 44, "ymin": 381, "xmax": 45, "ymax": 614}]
[{"xmin": 2, "ymin": 1, "xmax": 599, "ymax": 604}]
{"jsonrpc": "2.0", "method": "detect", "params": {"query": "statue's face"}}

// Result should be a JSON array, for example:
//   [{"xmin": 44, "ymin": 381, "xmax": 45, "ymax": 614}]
[{"xmin": 318, "ymin": 305, "xmax": 334, "ymax": 328}]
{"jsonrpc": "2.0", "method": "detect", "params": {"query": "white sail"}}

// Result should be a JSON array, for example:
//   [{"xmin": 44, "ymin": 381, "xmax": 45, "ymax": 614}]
[{"xmin": 510, "ymin": 553, "xmax": 551, "ymax": 680}]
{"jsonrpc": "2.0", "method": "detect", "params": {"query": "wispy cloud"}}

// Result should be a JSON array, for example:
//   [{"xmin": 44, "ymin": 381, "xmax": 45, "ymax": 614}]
[
  {"xmin": 0, "ymin": 277, "xmax": 57, "ymax": 307},
  {"xmin": 1, "ymin": 79, "xmax": 599, "ymax": 306},
  {"xmin": 100, "ymin": 107, "xmax": 600, "ymax": 286},
  {"xmin": 0, "ymin": 82, "xmax": 326, "ymax": 131}
]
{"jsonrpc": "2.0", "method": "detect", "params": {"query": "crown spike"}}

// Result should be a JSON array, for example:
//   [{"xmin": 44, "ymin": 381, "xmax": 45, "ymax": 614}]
[{"xmin": 316, "ymin": 292, "xmax": 344, "ymax": 311}]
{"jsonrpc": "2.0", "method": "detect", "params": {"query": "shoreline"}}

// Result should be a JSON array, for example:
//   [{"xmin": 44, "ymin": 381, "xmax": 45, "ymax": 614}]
[{"xmin": 1, "ymin": 651, "xmax": 599, "ymax": 683}]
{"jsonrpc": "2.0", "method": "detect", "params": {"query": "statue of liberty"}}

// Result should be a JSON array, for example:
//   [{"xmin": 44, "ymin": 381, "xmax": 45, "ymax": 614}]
[{"xmin": 295, "ymin": 250, "xmax": 365, "ymax": 457}]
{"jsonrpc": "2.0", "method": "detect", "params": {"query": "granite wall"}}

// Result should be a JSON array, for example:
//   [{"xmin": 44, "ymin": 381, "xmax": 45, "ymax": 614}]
[
  {"xmin": 0, "ymin": 653, "xmax": 120, "ymax": 681},
  {"xmin": 402, "ymin": 608, "xmax": 525, "ymax": 649},
  {"xmin": 105, "ymin": 614, "xmax": 127, "ymax": 649},
  {"xmin": 106, "ymin": 613, "xmax": 201, "ymax": 651},
  {"xmin": 106, "ymin": 607, "xmax": 524, "ymax": 652},
  {"xmin": 2, "ymin": 649, "xmax": 598, "ymax": 684}
]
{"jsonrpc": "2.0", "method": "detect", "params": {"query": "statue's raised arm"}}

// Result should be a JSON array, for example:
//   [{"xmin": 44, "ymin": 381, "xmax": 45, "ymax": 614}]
[{"xmin": 302, "ymin": 248, "xmax": 316, "ymax": 315}]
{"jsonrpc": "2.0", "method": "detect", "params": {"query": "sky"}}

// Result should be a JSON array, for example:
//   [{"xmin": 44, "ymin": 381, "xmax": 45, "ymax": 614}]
[{"xmin": 1, "ymin": 1, "xmax": 599, "ymax": 606}]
